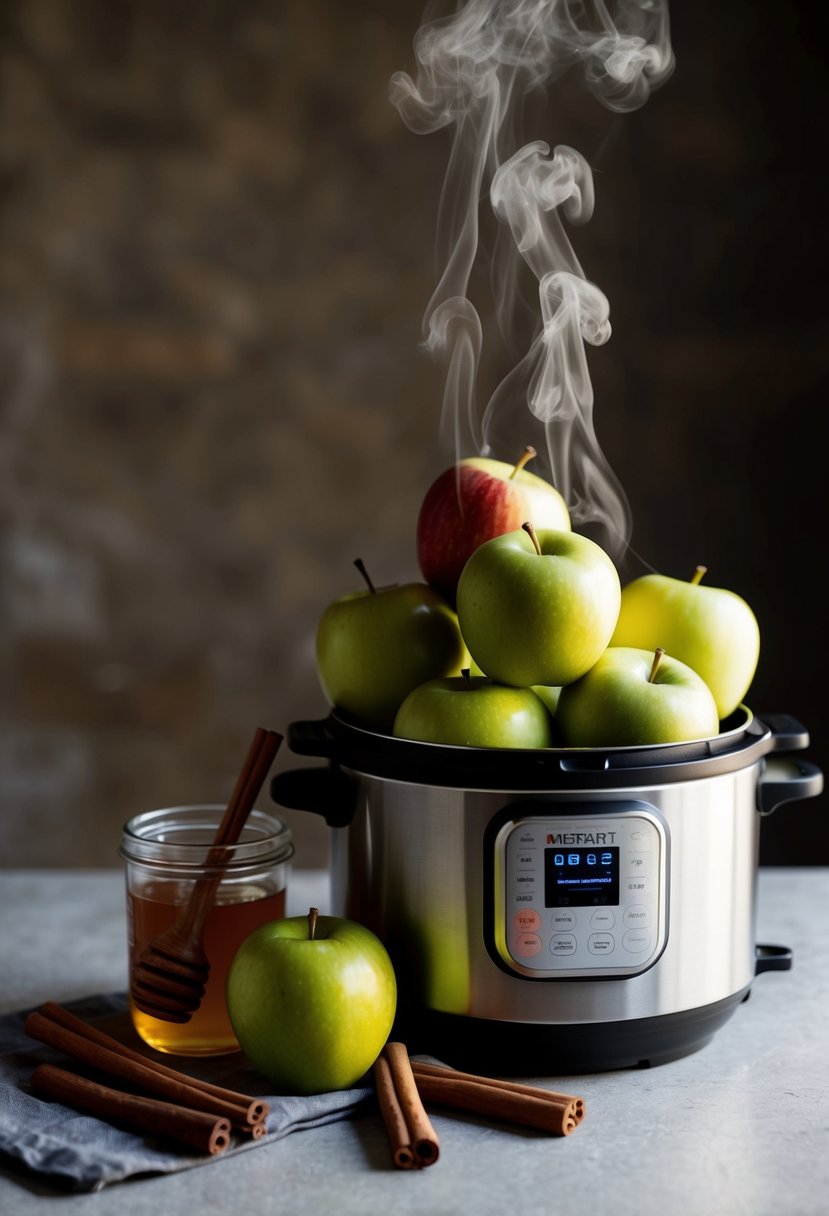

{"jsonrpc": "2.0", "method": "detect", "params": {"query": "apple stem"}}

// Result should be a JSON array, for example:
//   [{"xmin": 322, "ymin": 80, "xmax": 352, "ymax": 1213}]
[
  {"xmin": 649, "ymin": 647, "xmax": 666, "ymax": 683},
  {"xmin": 308, "ymin": 907, "xmax": 319, "ymax": 940},
  {"xmin": 522, "ymin": 521, "xmax": 543, "ymax": 556},
  {"xmin": 691, "ymin": 565, "xmax": 707, "ymax": 586},
  {"xmin": 509, "ymin": 445, "xmax": 537, "ymax": 480},
  {"xmin": 461, "ymin": 667, "xmax": 472, "ymax": 689},
  {"xmin": 354, "ymin": 558, "xmax": 376, "ymax": 594}
]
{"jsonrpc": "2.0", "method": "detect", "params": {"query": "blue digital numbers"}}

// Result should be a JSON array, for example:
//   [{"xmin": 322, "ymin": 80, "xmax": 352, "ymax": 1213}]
[
  {"xmin": 545, "ymin": 844, "xmax": 621, "ymax": 907},
  {"xmin": 555, "ymin": 851, "xmax": 609, "ymax": 867}
]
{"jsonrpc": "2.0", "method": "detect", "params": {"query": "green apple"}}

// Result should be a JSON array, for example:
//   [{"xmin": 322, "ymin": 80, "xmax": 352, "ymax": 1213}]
[
  {"xmin": 456, "ymin": 523, "xmax": 621, "ymax": 687},
  {"xmin": 531, "ymin": 684, "xmax": 562, "ymax": 716},
  {"xmin": 393, "ymin": 670, "xmax": 553, "ymax": 748},
  {"xmin": 530, "ymin": 683, "xmax": 564, "ymax": 744},
  {"xmin": 315, "ymin": 560, "xmax": 468, "ymax": 731},
  {"xmin": 610, "ymin": 566, "xmax": 760, "ymax": 718},
  {"xmin": 556, "ymin": 646, "xmax": 720, "ymax": 747},
  {"xmin": 226, "ymin": 908, "xmax": 397, "ymax": 1095},
  {"xmin": 416, "ymin": 446, "xmax": 570, "ymax": 605}
]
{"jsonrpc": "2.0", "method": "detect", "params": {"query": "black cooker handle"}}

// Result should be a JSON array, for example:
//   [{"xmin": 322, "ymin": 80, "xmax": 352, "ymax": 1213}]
[
  {"xmin": 757, "ymin": 756, "xmax": 824, "ymax": 816},
  {"xmin": 755, "ymin": 944, "xmax": 793, "ymax": 974},
  {"xmin": 761, "ymin": 712, "xmax": 811, "ymax": 752},
  {"xmin": 756, "ymin": 713, "xmax": 823, "ymax": 815},
  {"xmin": 271, "ymin": 764, "xmax": 358, "ymax": 828},
  {"xmin": 286, "ymin": 718, "xmax": 337, "ymax": 759}
]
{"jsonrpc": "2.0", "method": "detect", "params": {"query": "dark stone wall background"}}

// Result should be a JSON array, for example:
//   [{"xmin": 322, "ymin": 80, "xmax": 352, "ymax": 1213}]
[{"xmin": 1, "ymin": 0, "xmax": 826, "ymax": 869}]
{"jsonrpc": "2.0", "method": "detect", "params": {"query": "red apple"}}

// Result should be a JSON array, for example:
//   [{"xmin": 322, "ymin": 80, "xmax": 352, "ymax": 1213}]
[{"xmin": 416, "ymin": 447, "xmax": 570, "ymax": 605}]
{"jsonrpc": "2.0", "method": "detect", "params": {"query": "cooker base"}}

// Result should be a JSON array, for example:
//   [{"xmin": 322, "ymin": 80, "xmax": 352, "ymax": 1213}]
[{"xmin": 395, "ymin": 987, "xmax": 752, "ymax": 1075}]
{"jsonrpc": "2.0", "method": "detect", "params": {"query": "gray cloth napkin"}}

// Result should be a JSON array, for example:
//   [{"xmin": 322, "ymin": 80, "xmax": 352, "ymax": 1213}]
[{"xmin": 0, "ymin": 992, "xmax": 374, "ymax": 1192}]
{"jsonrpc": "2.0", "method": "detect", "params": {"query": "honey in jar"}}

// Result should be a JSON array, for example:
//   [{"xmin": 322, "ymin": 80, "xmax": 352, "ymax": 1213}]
[{"xmin": 120, "ymin": 805, "xmax": 293, "ymax": 1056}]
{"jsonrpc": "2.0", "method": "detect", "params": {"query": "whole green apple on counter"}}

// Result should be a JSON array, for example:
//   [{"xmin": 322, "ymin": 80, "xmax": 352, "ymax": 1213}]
[
  {"xmin": 456, "ymin": 523, "xmax": 621, "ymax": 688},
  {"xmin": 556, "ymin": 646, "xmax": 720, "ymax": 747},
  {"xmin": 226, "ymin": 908, "xmax": 397, "ymax": 1095},
  {"xmin": 393, "ymin": 670, "xmax": 553, "ymax": 748},
  {"xmin": 610, "ymin": 566, "xmax": 760, "ymax": 718},
  {"xmin": 315, "ymin": 560, "xmax": 468, "ymax": 731},
  {"xmin": 417, "ymin": 446, "xmax": 570, "ymax": 605}
]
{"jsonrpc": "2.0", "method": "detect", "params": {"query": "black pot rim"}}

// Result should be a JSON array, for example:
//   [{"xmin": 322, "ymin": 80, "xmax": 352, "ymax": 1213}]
[{"xmin": 285, "ymin": 707, "xmax": 806, "ymax": 791}]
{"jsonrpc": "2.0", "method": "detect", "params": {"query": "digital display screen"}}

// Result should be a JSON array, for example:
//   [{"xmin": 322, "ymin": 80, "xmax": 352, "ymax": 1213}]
[{"xmin": 544, "ymin": 846, "xmax": 620, "ymax": 907}]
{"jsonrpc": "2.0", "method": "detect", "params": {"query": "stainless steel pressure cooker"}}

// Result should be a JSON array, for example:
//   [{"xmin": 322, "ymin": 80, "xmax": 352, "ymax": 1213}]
[{"xmin": 272, "ymin": 707, "xmax": 823, "ymax": 1072}]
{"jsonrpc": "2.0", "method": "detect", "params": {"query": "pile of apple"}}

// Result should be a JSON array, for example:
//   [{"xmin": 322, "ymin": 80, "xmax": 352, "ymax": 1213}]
[{"xmin": 315, "ymin": 449, "xmax": 761, "ymax": 749}]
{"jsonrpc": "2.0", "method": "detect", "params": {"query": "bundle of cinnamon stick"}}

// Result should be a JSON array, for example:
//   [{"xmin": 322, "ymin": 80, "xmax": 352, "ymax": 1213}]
[
  {"xmin": 25, "ymin": 1002, "xmax": 269, "ymax": 1156},
  {"xmin": 373, "ymin": 1042, "xmax": 585, "ymax": 1168}
]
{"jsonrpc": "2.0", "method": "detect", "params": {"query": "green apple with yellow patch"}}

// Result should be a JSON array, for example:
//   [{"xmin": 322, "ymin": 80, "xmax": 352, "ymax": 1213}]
[{"xmin": 610, "ymin": 566, "xmax": 760, "ymax": 719}]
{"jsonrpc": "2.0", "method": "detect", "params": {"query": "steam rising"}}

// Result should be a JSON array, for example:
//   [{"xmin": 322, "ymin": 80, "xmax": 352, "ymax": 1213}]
[{"xmin": 391, "ymin": 0, "xmax": 674, "ymax": 557}]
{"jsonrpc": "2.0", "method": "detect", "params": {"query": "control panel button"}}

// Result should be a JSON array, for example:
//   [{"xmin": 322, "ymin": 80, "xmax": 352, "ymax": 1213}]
[
  {"xmin": 550, "ymin": 910, "xmax": 576, "ymax": 931},
  {"xmin": 623, "ymin": 877, "xmax": 648, "ymax": 897},
  {"xmin": 622, "ymin": 928, "xmax": 652, "ymax": 953},
  {"xmin": 517, "ymin": 830, "xmax": 539, "ymax": 847},
  {"xmin": 550, "ymin": 934, "xmax": 577, "ymax": 956},
  {"xmin": 514, "ymin": 933, "xmax": 543, "ymax": 958},
  {"xmin": 623, "ymin": 904, "xmax": 650, "ymax": 928},
  {"xmin": 591, "ymin": 909, "xmax": 615, "ymax": 930},
  {"xmin": 588, "ymin": 933, "xmax": 615, "ymax": 955},
  {"xmin": 515, "ymin": 873, "xmax": 537, "ymax": 888},
  {"xmin": 513, "ymin": 908, "xmax": 541, "ymax": 933}
]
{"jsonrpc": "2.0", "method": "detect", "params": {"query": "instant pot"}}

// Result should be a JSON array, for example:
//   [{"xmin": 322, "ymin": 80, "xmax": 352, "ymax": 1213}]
[{"xmin": 272, "ymin": 707, "xmax": 823, "ymax": 1072}]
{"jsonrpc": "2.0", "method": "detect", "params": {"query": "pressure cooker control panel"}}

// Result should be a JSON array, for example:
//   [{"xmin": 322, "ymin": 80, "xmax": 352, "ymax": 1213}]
[{"xmin": 489, "ymin": 802, "xmax": 669, "ymax": 980}]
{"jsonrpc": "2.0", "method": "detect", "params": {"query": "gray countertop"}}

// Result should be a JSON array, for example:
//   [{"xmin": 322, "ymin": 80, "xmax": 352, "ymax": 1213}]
[{"xmin": 1, "ymin": 867, "xmax": 827, "ymax": 1215}]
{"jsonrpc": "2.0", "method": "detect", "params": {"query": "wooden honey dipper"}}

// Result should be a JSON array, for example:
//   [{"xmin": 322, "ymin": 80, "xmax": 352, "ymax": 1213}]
[{"xmin": 130, "ymin": 727, "xmax": 283, "ymax": 1024}]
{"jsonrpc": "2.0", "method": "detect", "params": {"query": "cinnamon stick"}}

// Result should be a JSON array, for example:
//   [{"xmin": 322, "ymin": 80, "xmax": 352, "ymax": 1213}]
[
  {"xmin": 215, "ymin": 726, "xmax": 269, "ymax": 846},
  {"xmin": 32, "ymin": 1064, "xmax": 232, "ymax": 1155},
  {"xmin": 208, "ymin": 728, "xmax": 282, "ymax": 855},
  {"xmin": 373, "ymin": 1043, "xmax": 440, "ymax": 1168},
  {"xmin": 25, "ymin": 1009, "xmax": 264, "ymax": 1134},
  {"xmin": 411, "ymin": 1060, "xmax": 585, "ymax": 1116},
  {"xmin": 174, "ymin": 728, "xmax": 284, "ymax": 944},
  {"xmin": 37, "ymin": 1001, "xmax": 268, "ymax": 1126},
  {"xmin": 410, "ymin": 1061, "xmax": 585, "ymax": 1136},
  {"xmin": 373, "ymin": 1054, "xmax": 416, "ymax": 1169}
]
